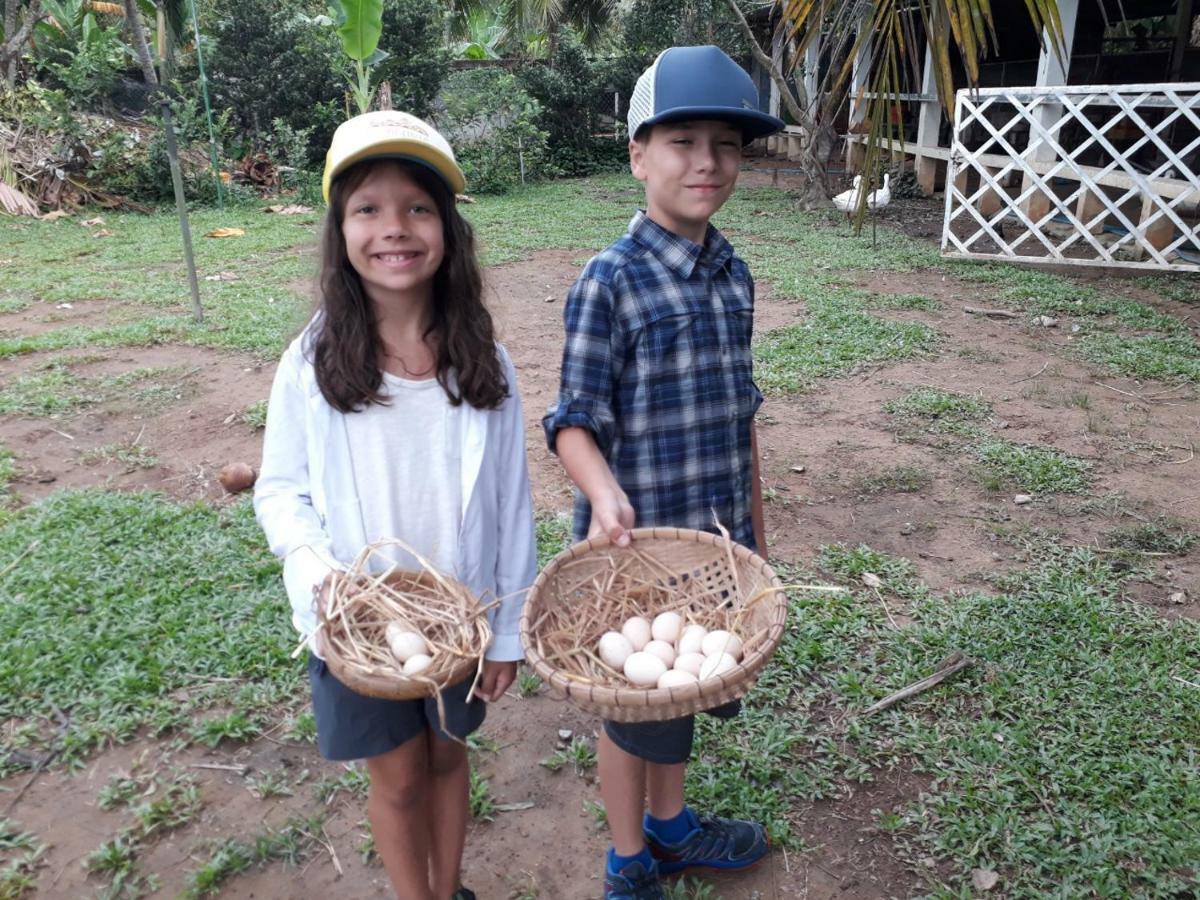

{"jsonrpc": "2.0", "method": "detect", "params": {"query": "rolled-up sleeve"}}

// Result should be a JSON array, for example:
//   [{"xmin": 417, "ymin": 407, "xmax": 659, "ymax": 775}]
[{"xmin": 542, "ymin": 272, "xmax": 623, "ymax": 455}]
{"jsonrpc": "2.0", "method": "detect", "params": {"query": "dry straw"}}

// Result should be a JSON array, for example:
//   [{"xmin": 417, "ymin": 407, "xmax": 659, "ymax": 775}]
[
  {"xmin": 520, "ymin": 527, "xmax": 789, "ymax": 722},
  {"xmin": 297, "ymin": 540, "xmax": 493, "ymax": 714}
]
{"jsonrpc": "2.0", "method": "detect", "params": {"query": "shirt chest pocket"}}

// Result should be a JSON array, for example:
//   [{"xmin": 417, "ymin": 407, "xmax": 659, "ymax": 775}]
[{"xmin": 638, "ymin": 294, "xmax": 753, "ymax": 364}]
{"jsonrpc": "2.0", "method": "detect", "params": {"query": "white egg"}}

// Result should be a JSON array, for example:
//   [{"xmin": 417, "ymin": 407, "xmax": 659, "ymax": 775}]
[
  {"xmin": 386, "ymin": 627, "xmax": 429, "ymax": 663},
  {"xmin": 698, "ymin": 652, "xmax": 738, "ymax": 681},
  {"xmin": 673, "ymin": 652, "xmax": 706, "ymax": 677},
  {"xmin": 402, "ymin": 653, "xmax": 434, "ymax": 676},
  {"xmin": 621, "ymin": 616, "xmax": 652, "ymax": 651},
  {"xmin": 597, "ymin": 631, "xmax": 634, "ymax": 670},
  {"xmin": 651, "ymin": 611, "xmax": 683, "ymax": 644},
  {"xmin": 677, "ymin": 624, "xmax": 708, "ymax": 656},
  {"xmin": 623, "ymin": 651, "xmax": 667, "ymax": 687},
  {"xmin": 658, "ymin": 669, "xmax": 699, "ymax": 689},
  {"xmin": 643, "ymin": 639, "xmax": 676, "ymax": 668},
  {"xmin": 701, "ymin": 630, "xmax": 743, "ymax": 660}
]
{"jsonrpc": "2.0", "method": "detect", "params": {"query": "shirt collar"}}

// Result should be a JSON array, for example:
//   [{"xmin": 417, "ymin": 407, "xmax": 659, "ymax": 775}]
[{"xmin": 628, "ymin": 210, "xmax": 733, "ymax": 278}]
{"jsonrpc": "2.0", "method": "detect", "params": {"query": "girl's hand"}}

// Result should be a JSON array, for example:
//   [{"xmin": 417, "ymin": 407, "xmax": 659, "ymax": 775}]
[
  {"xmin": 587, "ymin": 489, "xmax": 635, "ymax": 547},
  {"xmin": 310, "ymin": 574, "xmax": 334, "ymax": 657},
  {"xmin": 475, "ymin": 660, "xmax": 517, "ymax": 702}
]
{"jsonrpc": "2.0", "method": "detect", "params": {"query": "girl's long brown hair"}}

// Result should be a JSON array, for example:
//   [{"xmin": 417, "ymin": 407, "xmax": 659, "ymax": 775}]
[{"xmin": 309, "ymin": 158, "xmax": 507, "ymax": 413}]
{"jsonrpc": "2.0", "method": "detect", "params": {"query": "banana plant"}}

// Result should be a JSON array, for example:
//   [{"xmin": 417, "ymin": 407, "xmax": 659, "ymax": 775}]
[{"xmin": 329, "ymin": 0, "xmax": 387, "ymax": 115}]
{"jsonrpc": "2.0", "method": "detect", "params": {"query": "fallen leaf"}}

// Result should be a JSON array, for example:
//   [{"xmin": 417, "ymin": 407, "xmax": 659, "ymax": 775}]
[
  {"xmin": 263, "ymin": 204, "xmax": 313, "ymax": 215},
  {"xmin": 81, "ymin": 217, "xmax": 106, "ymax": 226},
  {"xmin": 971, "ymin": 868, "xmax": 999, "ymax": 891},
  {"xmin": 40, "ymin": 210, "xmax": 70, "ymax": 221},
  {"xmin": 205, "ymin": 227, "xmax": 245, "ymax": 238},
  {"xmin": 92, "ymin": 229, "xmax": 113, "ymax": 238},
  {"xmin": 862, "ymin": 572, "xmax": 883, "ymax": 589}
]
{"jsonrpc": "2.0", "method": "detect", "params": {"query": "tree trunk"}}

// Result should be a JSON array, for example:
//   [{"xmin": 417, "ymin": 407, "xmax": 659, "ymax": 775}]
[
  {"xmin": 124, "ymin": 0, "xmax": 159, "ymax": 87},
  {"xmin": 3, "ymin": 0, "xmax": 17, "ymax": 88},
  {"xmin": 721, "ymin": 0, "xmax": 832, "ymax": 206},
  {"xmin": 1, "ymin": 0, "xmax": 43, "ymax": 88}
]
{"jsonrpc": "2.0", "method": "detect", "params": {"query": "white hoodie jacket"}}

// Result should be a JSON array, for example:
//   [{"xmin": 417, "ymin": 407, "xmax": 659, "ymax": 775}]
[{"xmin": 253, "ymin": 329, "xmax": 536, "ymax": 661}]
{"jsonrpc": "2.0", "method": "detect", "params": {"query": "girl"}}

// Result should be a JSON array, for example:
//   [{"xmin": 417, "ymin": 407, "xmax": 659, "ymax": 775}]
[{"xmin": 254, "ymin": 111, "xmax": 537, "ymax": 900}]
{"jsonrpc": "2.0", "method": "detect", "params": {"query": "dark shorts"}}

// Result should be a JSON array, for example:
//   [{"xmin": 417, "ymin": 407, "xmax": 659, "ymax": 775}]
[
  {"xmin": 308, "ymin": 654, "xmax": 485, "ymax": 761},
  {"xmin": 603, "ymin": 699, "xmax": 741, "ymax": 765}
]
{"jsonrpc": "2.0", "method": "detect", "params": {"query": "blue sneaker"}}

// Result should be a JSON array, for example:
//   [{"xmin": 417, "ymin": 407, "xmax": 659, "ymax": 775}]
[
  {"xmin": 645, "ymin": 810, "xmax": 769, "ymax": 875},
  {"xmin": 604, "ymin": 857, "xmax": 664, "ymax": 899}
]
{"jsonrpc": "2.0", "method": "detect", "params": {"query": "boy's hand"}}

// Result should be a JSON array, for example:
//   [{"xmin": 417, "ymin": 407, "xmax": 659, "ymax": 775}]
[
  {"xmin": 475, "ymin": 660, "xmax": 517, "ymax": 701},
  {"xmin": 588, "ymin": 489, "xmax": 635, "ymax": 547}
]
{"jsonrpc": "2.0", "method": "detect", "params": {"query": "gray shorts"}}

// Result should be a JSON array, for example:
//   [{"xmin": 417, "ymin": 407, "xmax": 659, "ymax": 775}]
[
  {"xmin": 603, "ymin": 699, "xmax": 741, "ymax": 765},
  {"xmin": 308, "ymin": 654, "xmax": 485, "ymax": 761}
]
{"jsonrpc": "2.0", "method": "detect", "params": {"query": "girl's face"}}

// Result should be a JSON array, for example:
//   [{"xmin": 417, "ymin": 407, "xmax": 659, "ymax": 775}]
[{"xmin": 340, "ymin": 162, "xmax": 445, "ymax": 309}]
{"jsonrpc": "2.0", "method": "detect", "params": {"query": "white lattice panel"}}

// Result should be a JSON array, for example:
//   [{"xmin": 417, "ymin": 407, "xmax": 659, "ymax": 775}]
[{"xmin": 941, "ymin": 83, "xmax": 1200, "ymax": 272}]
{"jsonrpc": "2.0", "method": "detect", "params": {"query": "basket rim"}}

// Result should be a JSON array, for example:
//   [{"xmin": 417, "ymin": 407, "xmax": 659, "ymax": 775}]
[{"xmin": 518, "ymin": 527, "xmax": 787, "ymax": 720}]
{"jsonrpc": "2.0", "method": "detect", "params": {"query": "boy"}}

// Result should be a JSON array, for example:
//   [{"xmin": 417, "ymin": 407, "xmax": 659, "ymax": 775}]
[{"xmin": 542, "ymin": 45, "xmax": 784, "ymax": 900}]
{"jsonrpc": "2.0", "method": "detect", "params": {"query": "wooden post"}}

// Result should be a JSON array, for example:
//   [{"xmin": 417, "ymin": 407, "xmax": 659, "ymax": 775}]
[
  {"xmin": 1136, "ymin": 195, "xmax": 1177, "ymax": 258},
  {"xmin": 1021, "ymin": 0, "xmax": 1079, "ymax": 222},
  {"xmin": 845, "ymin": 14, "xmax": 871, "ymax": 174},
  {"xmin": 769, "ymin": 27, "xmax": 783, "ymax": 120},
  {"xmin": 1075, "ymin": 186, "xmax": 1108, "ymax": 234},
  {"xmin": 804, "ymin": 35, "xmax": 820, "ymax": 121},
  {"xmin": 914, "ymin": 40, "xmax": 942, "ymax": 195},
  {"xmin": 980, "ymin": 166, "xmax": 1005, "ymax": 216}
]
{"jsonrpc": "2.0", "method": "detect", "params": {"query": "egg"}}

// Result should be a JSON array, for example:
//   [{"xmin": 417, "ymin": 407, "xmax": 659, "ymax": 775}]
[
  {"xmin": 658, "ymin": 669, "xmax": 699, "ymax": 689},
  {"xmin": 673, "ymin": 652, "xmax": 706, "ymax": 677},
  {"xmin": 621, "ymin": 616, "xmax": 652, "ymax": 651},
  {"xmin": 402, "ymin": 653, "xmax": 434, "ymax": 676},
  {"xmin": 623, "ymin": 651, "xmax": 667, "ymax": 687},
  {"xmin": 386, "ymin": 625, "xmax": 429, "ymax": 663},
  {"xmin": 597, "ymin": 631, "xmax": 634, "ymax": 670},
  {"xmin": 677, "ymin": 624, "xmax": 708, "ymax": 656},
  {"xmin": 651, "ymin": 611, "xmax": 683, "ymax": 644},
  {"xmin": 698, "ymin": 652, "xmax": 738, "ymax": 681},
  {"xmin": 701, "ymin": 630, "xmax": 743, "ymax": 660},
  {"xmin": 643, "ymin": 640, "xmax": 676, "ymax": 668}
]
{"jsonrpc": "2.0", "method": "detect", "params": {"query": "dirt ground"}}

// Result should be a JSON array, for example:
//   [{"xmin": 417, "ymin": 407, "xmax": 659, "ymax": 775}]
[{"xmin": 2, "ymin": 170, "xmax": 1198, "ymax": 899}]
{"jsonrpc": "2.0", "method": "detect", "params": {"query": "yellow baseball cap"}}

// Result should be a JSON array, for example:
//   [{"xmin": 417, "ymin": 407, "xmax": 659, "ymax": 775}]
[{"xmin": 321, "ymin": 111, "xmax": 466, "ymax": 203}]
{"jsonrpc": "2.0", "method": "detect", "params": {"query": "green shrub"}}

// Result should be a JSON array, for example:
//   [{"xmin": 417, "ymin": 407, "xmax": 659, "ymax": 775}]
[
  {"xmin": 434, "ymin": 69, "xmax": 553, "ymax": 193},
  {"xmin": 33, "ymin": 11, "xmax": 130, "ymax": 107},
  {"xmin": 374, "ymin": 0, "xmax": 451, "ymax": 118},
  {"xmin": 517, "ymin": 33, "xmax": 624, "ymax": 177},
  {"xmin": 205, "ymin": 0, "xmax": 344, "ymax": 166}
]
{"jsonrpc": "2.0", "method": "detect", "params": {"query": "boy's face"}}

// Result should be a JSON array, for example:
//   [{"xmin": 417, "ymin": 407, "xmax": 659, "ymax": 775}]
[{"xmin": 629, "ymin": 120, "xmax": 743, "ymax": 244}]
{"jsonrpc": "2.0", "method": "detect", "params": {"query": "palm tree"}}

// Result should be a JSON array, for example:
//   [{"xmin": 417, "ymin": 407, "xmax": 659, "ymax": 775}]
[
  {"xmin": 449, "ymin": 0, "xmax": 618, "ymax": 57},
  {"xmin": 728, "ymin": 0, "xmax": 1066, "ymax": 213}
]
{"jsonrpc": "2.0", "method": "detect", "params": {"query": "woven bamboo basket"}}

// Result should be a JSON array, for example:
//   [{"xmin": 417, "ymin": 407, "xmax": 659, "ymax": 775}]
[
  {"xmin": 318, "ymin": 543, "xmax": 491, "ymax": 701},
  {"xmin": 520, "ymin": 527, "xmax": 787, "ymax": 722}
]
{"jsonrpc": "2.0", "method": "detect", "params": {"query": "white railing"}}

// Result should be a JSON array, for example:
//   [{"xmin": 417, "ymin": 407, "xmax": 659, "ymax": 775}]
[{"xmin": 941, "ymin": 83, "xmax": 1200, "ymax": 272}]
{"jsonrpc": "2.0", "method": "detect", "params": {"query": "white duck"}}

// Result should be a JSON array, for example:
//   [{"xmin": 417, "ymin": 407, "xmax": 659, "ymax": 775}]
[
  {"xmin": 866, "ymin": 173, "xmax": 892, "ymax": 211},
  {"xmin": 832, "ymin": 175, "xmax": 863, "ymax": 214}
]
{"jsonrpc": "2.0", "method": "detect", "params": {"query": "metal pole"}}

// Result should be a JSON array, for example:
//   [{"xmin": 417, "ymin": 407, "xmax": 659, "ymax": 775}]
[
  {"xmin": 161, "ymin": 100, "xmax": 204, "ymax": 324},
  {"xmin": 187, "ymin": 0, "xmax": 224, "ymax": 207},
  {"xmin": 517, "ymin": 134, "xmax": 526, "ymax": 185}
]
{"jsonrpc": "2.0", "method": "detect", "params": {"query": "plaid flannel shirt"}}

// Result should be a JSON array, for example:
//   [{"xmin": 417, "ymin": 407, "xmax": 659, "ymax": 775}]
[{"xmin": 542, "ymin": 211, "xmax": 762, "ymax": 550}]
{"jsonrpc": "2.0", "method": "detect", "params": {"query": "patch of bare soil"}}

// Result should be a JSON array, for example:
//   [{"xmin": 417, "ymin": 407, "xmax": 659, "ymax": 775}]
[{"xmin": 3, "ymin": 181, "xmax": 1198, "ymax": 897}]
